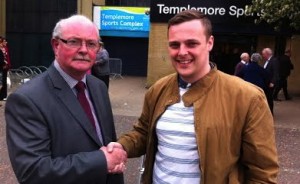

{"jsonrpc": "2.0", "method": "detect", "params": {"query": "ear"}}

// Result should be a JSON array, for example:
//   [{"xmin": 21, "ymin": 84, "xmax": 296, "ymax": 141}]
[
  {"xmin": 51, "ymin": 38, "xmax": 59, "ymax": 55},
  {"xmin": 207, "ymin": 35, "xmax": 214, "ymax": 52}
]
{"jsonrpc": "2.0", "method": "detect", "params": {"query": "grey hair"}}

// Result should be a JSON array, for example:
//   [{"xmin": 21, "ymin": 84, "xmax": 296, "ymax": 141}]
[
  {"xmin": 52, "ymin": 15, "xmax": 99, "ymax": 38},
  {"xmin": 251, "ymin": 53, "xmax": 262, "ymax": 63},
  {"xmin": 240, "ymin": 52, "xmax": 249, "ymax": 60}
]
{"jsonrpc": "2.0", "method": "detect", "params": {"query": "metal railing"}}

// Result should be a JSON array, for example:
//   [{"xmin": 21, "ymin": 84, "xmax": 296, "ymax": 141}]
[
  {"xmin": 6, "ymin": 60, "xmax": 123, "ymax": 87},
  {"xmin": 8, "ymin": 65, "xmax": 48, "ymax": 86},
  {"xmin": 138, "ymin": 155, "xmax": 145, "ymax": 184},
  {"xmin": 109, "ymin": 58, "xmax": 123, "ymax": 79}
]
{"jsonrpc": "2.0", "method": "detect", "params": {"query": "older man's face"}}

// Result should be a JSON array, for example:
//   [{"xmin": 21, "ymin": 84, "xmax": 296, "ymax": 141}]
[{"xmin": 52, "ymin": 22, "xmax": 99, "ymax": 80}]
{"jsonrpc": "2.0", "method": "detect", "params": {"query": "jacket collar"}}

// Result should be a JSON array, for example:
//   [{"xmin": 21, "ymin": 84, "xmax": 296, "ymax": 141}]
[
  {"xmin": 164, "ymin": 64, "xmax": 218, "ymax": 107},
  {"xmin": 183, "ymin": 66, "xmax": 218, "ymax": 107}
]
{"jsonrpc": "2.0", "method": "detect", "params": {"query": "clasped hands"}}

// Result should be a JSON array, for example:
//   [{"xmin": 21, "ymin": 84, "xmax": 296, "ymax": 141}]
[{"xmin": 100, "ymin": 142, "xmax": 127, "ymax": 174}]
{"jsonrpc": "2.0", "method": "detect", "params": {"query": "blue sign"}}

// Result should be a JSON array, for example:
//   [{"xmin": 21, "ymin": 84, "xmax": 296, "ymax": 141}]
[{"xmin": 93, "ymin": 6, "xmax": 150, "ymax": 38}]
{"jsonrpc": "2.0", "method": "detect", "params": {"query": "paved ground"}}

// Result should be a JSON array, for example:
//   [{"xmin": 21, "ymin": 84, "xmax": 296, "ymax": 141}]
[{"xmin": 1, "ymin": 76, "xmax": 300, "ymax": 183}]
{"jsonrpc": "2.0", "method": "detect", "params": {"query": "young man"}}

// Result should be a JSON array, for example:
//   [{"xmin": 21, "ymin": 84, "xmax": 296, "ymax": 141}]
[
  {"xmin": 109, "ymin": 10, "xmax": 279, "ymax": 183},
  {"xmin": 5, "ymin": 15, "xmax": 126, "ymax": 184}
]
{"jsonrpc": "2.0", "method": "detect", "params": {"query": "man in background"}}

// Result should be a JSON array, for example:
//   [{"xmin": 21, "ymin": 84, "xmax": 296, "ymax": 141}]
[
  {"xmin": 262, "ymin": 47, "xmax": 279, "ymax": 113},
  {"xmin": 237, "ymin": 53, "xmax": 270, "ymax": 98},
  {"xmin": 273, "ymin": 49, "xmax": 294, "ymax": 100},
  {"xmin": 234, "ymin": 52, "xmax": 249, "ymax": 76},
  {"xmin": 92, "ymin": 41, "xmax": 110, "ymax": 89}
]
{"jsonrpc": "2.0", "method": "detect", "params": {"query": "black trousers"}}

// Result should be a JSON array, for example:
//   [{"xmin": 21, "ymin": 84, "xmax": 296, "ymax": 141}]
[
  {"xmin": 273, "ymin": 78, "xmax": 289, "ymax": 99},
  {"xmin": 265, "ymin": 87, "xmax": 274, "ymax": 115}
]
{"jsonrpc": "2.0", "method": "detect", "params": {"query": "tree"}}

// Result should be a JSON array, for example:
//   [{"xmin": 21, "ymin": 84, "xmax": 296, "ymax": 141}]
[{"xmin": 246, "ymin": 0, "xmax": 300, "ymax": 31}]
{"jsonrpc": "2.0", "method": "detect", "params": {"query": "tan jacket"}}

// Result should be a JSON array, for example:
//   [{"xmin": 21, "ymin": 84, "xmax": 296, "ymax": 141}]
[{"xmin": 119, "ymin": 67, "xmax": 279, "ymax": 184}]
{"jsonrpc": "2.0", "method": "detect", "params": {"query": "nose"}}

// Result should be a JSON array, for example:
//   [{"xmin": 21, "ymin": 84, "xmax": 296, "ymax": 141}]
[
  {"xmin": 78, "ymin": 41, "xmax": 88, "ymax": 53},
  {"xmin": 178, "ymin": 45, "xmax": 188, "ymax": 56}
]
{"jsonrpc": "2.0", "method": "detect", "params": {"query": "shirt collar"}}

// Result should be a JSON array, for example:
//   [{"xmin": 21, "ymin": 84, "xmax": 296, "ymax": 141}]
[
  {"xmin": 267, "ymin": 56, "xmax": 272, "ymax": 61},
  {"xmin": 54, "ymin": 60, "xmax": 87, "ymax": 89},
  {"xmin": 177, "ymin": 62, "xmax": 215, "ymax": 89},
  {"xmin": 178, "ymin": 76, "xmax": 191, "ymax": 89}
]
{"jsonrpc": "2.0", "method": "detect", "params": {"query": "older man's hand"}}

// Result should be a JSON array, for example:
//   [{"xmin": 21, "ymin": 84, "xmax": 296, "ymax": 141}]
[{"xmin": 100, "ymin": 142, "xmax": 127, "ymax": 173}]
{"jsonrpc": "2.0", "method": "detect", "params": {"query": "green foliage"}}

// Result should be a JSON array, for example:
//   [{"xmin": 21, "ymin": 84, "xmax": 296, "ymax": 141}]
[{"xmin": 246, "ymin": 0, "xmax": 300, "ymax": 31}]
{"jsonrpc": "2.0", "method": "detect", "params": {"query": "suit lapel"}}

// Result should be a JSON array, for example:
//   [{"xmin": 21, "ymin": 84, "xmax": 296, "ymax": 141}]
[{"xmin": 47, "ymin": 65, "xmax": 102, "ymax": 146}]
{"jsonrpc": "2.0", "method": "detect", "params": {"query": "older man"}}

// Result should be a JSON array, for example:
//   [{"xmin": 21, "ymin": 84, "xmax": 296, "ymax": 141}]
[
  {"xmin": 5, "ymin": 15, "xmax": 126, "ymax": 184},
  {"xmin": 262, "ymin": 47, "xmax": 279, "ymax": 113},
  {"xmin": 234, "ymin": 52, "xmax": 249, "ymax": 76},
  {"xmin": 237, "ymin": 53, "xmax": 270, "ymax": 97}
]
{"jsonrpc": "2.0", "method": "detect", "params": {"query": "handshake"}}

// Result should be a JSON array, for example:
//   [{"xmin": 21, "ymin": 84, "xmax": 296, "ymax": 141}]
[{"xmin": 101, "ymin": 142, "xmax": 128, "ymax": 174}]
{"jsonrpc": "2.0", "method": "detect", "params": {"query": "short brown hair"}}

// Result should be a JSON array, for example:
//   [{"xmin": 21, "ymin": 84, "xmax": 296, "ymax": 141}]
[{"xmin": 168, "ymin": 10, "xmax": 212, "ymax": 39}]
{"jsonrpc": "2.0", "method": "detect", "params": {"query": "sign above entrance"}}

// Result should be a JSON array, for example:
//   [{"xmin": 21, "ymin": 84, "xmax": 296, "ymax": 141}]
[
  {"xmin": 150, "ymin": 0, "xmax": 259, "ymax": 24},
  {"xmin": 93, "ymin": 6, "xmax": 150, "ymax": 38},
  {"xmin": 149, "ymin": 0, "xmax": 291, "ymax": 34}
]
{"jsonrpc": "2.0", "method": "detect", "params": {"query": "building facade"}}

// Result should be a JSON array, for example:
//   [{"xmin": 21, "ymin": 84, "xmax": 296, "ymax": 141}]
[
  {"xmin": 1, "ymin": 0, "xmax": 300, "ymax": 93},
  {"xmin": 81, "ymin": 0, "xmax": 300, "ymax": 93}
]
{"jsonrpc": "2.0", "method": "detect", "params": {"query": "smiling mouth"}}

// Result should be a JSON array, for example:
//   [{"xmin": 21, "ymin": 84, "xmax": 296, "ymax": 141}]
[{"xmin": 176, "ymin": 59, "xmax": 193, "ymax": 64}]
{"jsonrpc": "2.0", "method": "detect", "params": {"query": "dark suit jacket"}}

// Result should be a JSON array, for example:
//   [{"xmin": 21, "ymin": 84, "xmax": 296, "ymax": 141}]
[
  {"xmin": 265, "ymin": 56, "xmax": 279, "ymax": 84},
  {"xmin": 234, "ymin": 61, "xmax": 246, "ymax": 76},
  {"xmin": 278, "ymin": 54, "xmax": 294, "ymax": 78},
  {"xmin": 238, "ymin": 62, "xmax": 269, "ymax": 91},
  {"xmin": 92, "ymin": 48, "xmax": 110, "ymax": 76},
  {"xmin": 5, "ymin": 64, "xmax": 123, "ymax": 184}
]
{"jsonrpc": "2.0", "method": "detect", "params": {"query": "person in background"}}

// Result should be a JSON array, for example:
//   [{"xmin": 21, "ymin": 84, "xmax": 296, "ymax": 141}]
[
  {"xmin": 92, "ymin": 41, "xmax": 110, "ymax": 89},
  {"xmin": 5, "ymin": 14, "xmax": 126, "ymax": 184},
  {"xmin": 0, "ymin": 37, "xmax": 11, "ymax": 100},
  {"xmin": 262, "ymin": 47, "xmax": 279, "ymax": 113},
  {"xmin": 0, "ymin": 38, "xmax": 5, "ymax": 102},
  {"xmin": 107, "ymin": 10, "xmax": 278, "ymax": 184},
  {"xmin": 234, "ymin": 52, "xmax": 249, "ymax": 76},
  {"xmin": 237, "ymin": 53, "xmax": 270, "ymax": 98},
  {"xmin": 273, "ymin": 49, "xmax": 294, "ymax": 100}
]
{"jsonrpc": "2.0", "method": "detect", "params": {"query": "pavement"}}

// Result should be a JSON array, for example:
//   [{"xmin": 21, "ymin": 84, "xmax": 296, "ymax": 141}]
[{"xmin": 0, "ymin": 76, "xmax": 300, "ymax": 184}]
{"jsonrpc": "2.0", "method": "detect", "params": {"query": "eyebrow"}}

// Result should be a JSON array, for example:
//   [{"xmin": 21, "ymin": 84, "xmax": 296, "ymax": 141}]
[{"xmin": 169, "ymin": 39, "xmax": 200, "ymax": 44}]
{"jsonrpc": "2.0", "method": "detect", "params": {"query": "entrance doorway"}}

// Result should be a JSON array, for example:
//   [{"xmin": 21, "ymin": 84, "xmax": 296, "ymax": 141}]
[{"xmin": 211, "ymin": 35, "xmax": 257, "ymax": 75}]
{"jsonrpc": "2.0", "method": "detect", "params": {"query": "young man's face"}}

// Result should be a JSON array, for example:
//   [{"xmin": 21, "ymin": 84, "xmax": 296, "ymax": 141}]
[
  {"xmin": 52, "ymin": 22, "xmax": 99, "ymax": 80},
  {"xmin": 168, "ymin": 19, "xmax": 214, "ymax": 83}
]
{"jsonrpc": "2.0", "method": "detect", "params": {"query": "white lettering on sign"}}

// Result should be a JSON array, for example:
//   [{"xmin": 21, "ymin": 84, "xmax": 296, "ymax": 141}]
[
  {"xmin": 229, "ymin": 6, "xmax": 245, "ymax": 18},
  {"xmin": 101, "ymin": 20, "xmax": 119, "ymax": 26},
  {"xmin": 120, "ymin": 21, "xmax": 143, "ymax": 27},
  {"xmin": 100, "ymin": 12, "xmax": 145, "ymax": 29},
  {"xmin": 157, "ymin": 4, "xmax": 262, "ymax": 18},
  {"xmin": 102, "ymin": 14, "xmax": 134, "ymax": 20},
  {"xmin": 157, "ymin": 4, "xmax": 226, "ymax": 15}
]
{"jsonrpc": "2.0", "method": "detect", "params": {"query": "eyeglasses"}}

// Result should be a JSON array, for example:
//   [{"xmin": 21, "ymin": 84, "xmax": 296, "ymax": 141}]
[{"xmin": 57, "ymin": 37, "xmax": 100, "ymax": 51}]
